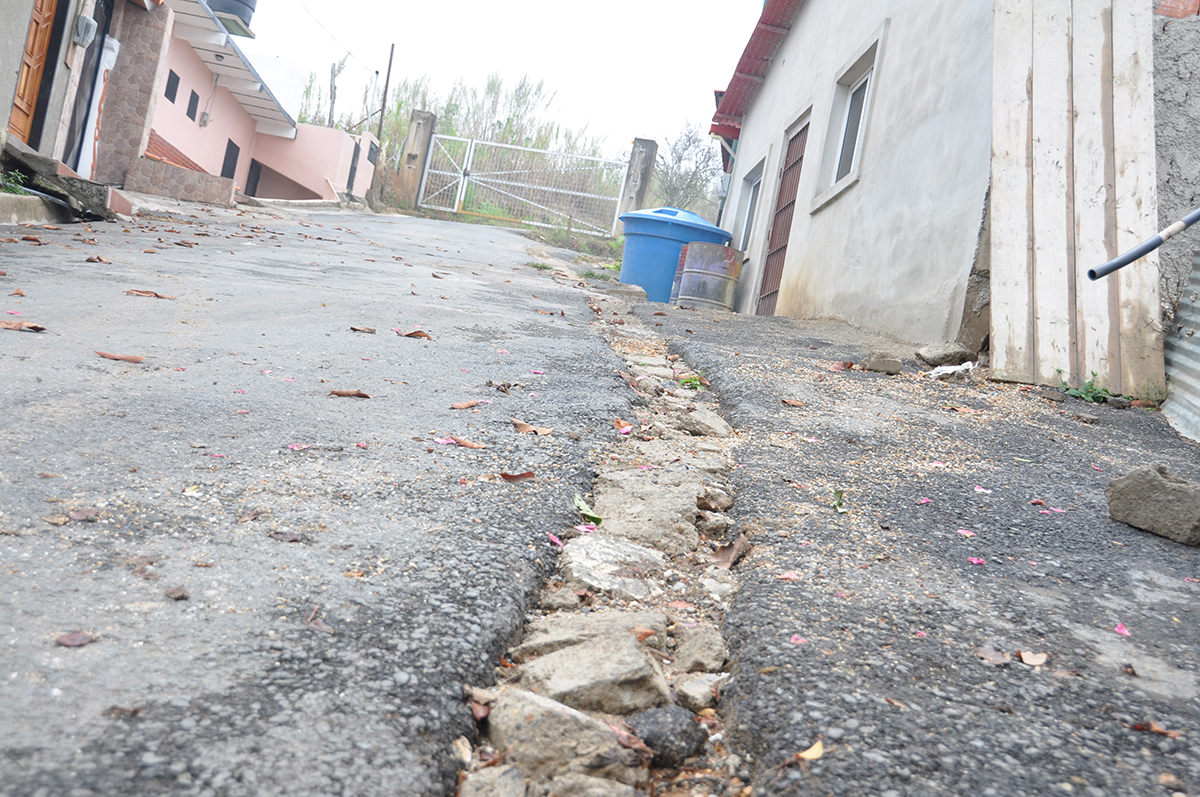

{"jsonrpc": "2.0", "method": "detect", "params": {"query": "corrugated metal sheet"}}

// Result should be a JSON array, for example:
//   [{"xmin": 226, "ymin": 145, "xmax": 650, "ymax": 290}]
[
  {"xmin": 1162, "ymin": 251, "xmax": 1200, "ymax": 442},
  {"xmin": 710, "ymin": 0, "xmax": 807, "ymax": 131}
]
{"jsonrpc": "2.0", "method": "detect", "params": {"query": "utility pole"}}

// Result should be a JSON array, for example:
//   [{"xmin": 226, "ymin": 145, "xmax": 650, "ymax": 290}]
[
  {"xmin": 377, "ymin": 43, "xmax": 394, "ymax": 143},
  {"xmin": 327, "ymin": 62, "xmax": 338, "ymax": 127}
]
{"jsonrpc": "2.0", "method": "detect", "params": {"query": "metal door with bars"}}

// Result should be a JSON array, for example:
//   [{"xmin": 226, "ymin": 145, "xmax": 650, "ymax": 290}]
[
  {"xmin": 419, "ymin": 136, "xmax": 628, "ymax": 237},
  {"xmin": 757, "ymin": 124, "xmax": 808, "ymax": 316}
]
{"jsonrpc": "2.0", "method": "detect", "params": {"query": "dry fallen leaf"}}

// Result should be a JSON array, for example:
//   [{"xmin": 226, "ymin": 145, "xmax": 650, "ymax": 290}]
[
  {"xmin": 0, "ymin": 320, "xmax": 46, "ymax": 332},
  {"xmin": 67, "ymin": 508, "xmax": 98, "ymax": 522},
  {"xmin": 975, "ymin": 647, "xmax": 1011, "ymax": 665},
  {"xmin": 95, "ymin": 351, "xmax": 144, "ymax": 363},
  {"xmin": 349, "ymin": 326, "xmax": 375, "ymax": 334},
  {"xmin": 500, "ymin": 471, "xmax": 535, "ymax": 483},
  {"xmin": 796, "ymin": 738, "xmax": 824, "ymax": 761},
  {"xmin": 41, "ymin": 514, "xmax": 69, "ymax": 526},
  {"xmin": 329, "ymin": 389, "xmax": 371, "ymax": 398},
  {"xmin": 125, "ymin": 289, "xmax": 175, "ymax": 299},
  {"xmin": 711, "ymin": 534, "xmax": 752, "ymax": 570},
  {"xmin": 9, "ymin": 288, "xmax": 25, "ymax": 296},
  {"xmin": 781, "ymin": 398, "xmax": 806, "ymax": 407},
  {"xmin": 511, "ymin": 418, "xmax": 553, "ymax": 435},
  {"xmin": 450, "ymin": 435, "xmax": 487, "ymax": 449},
  {"xmin": 343, "ymin": 570, "xmax": 366, "ymax": 578},
  {"xmin": 827, "ymin": 361, "xmax": 854, "ymax": 372},
  {"xmin": 56, "ymin": 632, "xmax": 94, "ymax": 648},
  {"xmin": 451, "ymin": 400, "xmax": 485, "ymax": 410},
  {"xmin": 630, "ymin": 626, "xmax": 656, "ymax": 643},
  {"xmin": 84, "ymin": 255, "xmax": 111, "ymax": 264},
  {"xmin": 269, "ymin": 531, "xmax": 301, "ymax": 543},
  {"xmin": 1018, "ymin": 650, "xmax": 1049, "ymax": 666},
  {"xmin": 309, "ymin": 618, "xmax": 335, "ymax": 634},
  {"xmin": 885, "ymin": 697, "xmax": 907, "ymax": 709},
  {"xmin": 399, "ymin": 329, "xmax": 432, "ymax": 340}
]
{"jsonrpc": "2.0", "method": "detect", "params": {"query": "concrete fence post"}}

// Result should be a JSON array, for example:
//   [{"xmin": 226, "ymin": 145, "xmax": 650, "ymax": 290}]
[
  {"xmin": 396, "ymin": 109, "xmax": 436, "ymax": 210},
  {"xmin": 615, "ymin": 137, "xmax": 657, "ymax": 235}
]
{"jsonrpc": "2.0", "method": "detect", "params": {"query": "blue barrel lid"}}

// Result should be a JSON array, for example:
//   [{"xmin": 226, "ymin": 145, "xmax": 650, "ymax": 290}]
[{"xmin": 619, "ymin": 207, "xmax": 730, "ymax": 238}]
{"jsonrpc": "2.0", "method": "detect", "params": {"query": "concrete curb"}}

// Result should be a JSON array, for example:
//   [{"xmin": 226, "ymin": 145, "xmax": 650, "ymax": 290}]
[{"xmin": 0, "ymin": 194, "xmax": 73, "ymax": 226}]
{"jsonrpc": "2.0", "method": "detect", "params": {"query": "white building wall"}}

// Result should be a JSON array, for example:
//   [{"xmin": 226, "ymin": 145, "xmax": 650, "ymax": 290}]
[{"xmin": 726, "ymin": 0, "xmax": 993, "ymax": 345}]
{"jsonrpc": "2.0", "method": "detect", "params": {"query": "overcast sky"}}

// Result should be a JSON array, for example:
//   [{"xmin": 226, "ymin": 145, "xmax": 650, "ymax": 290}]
[{"xmin": 238, "ymin": 1, "xmax": 764, "ymax": 157}]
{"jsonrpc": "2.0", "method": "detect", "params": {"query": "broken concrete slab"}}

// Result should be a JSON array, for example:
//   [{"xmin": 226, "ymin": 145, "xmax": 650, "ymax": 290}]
[
  {"xmin": 1106, "ymin": 464, "xmax": 1200, "ymax": 546},
  {"xmin": 511, "ymin": 610, "xmax": 669, "ymax": 663},
  {"xmin": 540, "ymin": 587, "xmax": 582, "ymax": 612},
  {"xmin": 625, "ymin": 706, "xmax": 708, "ymax": 768},
  {"xmin": 486, "ymin": 689, "xmax": 648, "ymax": 786},
  {"xmin": 674, "ymin": 627, "xmax": 728, "ymax": 673},
  {"xmin": 547, "ymin": 773, "xmax": 640, "ymax": 797},
  {"xmin": 673, "ymin": 673, "xmax": 722, "ymax": 712},
  {"xmin": 675, "ymin": 408, "xmax": 733, "ymax": 437},
  {"xmin": 560, "ymin": 536, "xmax": 664, "ymax": 602},
  {"xmin": 615, "ymin": 439, "xmax": 729, "ymax": 474},
  {"xmin": 520, "ymin": 633, "xmax": 670, "ymax": 714},
  {"xmin": 627, "ymin": 363, "xmax": 677, "ymax": 381},
  {"xmin": 592, "ymin": 468, "xmax": 703, "ymax": 554},
  {"xmin": 915, "ymin": 342, "xmax": 974, "ymax": 367},
  {"xmin": 459, "ymin": 764, "xmax": 528, "ymax": 797},
  {"xmin": 860, "ymin": 352, "xmax": 904, "ymax": 375}
]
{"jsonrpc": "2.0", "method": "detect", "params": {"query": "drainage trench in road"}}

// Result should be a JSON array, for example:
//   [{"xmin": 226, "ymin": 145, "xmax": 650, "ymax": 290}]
[{"xmin": 453, "ymin": 295, "xmax": 752, "ymax": 797}]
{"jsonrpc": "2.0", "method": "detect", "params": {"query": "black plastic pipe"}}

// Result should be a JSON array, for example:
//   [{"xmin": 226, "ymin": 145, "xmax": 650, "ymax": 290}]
[{"xmin": 1089, "ymin": 206, "xmax": 1200, "ymax": 280}]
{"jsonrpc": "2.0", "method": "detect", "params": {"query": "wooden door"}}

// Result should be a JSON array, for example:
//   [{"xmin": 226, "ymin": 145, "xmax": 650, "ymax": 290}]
[
  {"xmin": 756, "ymin": 124, "xmax": 808, "ymax": 316},
  {"xmin": 8, "ymin": 0, "xmax": 59, "ymax": 143}
]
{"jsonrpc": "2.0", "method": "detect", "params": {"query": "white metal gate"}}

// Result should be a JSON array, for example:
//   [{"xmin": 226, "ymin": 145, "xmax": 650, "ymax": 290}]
[{"xmin": 418, "ymin": 136, "xmax": 628, "ymax": 237}]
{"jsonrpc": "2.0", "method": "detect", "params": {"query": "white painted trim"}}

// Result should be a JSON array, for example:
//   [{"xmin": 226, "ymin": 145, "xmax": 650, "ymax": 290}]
[
  {"xmin": 216, "ymin": 75, "xmax": 262, "ymax": 93},
  {"xmin": 255, "ymin": 119, "xmax": 297, "ymax": 139},
  {"xmin": 173, "ymin": 23, "xmax": 227, "ymax": 48}
]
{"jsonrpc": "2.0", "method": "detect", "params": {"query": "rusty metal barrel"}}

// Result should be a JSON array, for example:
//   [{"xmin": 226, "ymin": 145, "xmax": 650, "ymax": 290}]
[{"xmin": 676, "ymin": 242, "xmax": 744, "ymax": 311}]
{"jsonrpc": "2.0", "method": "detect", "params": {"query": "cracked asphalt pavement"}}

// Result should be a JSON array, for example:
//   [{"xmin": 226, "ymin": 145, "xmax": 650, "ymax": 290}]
[{"xmin": 0, "ymin": 208, "xmax": 633, "ymax": 796}]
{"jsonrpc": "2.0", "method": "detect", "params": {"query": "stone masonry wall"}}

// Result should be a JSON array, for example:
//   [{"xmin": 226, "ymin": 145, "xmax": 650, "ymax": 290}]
[
  {"xmin": 125, "ymin": 156, "xmax": 235, "ymax": 205},
  {"xmin": 92, "ymin": 0, "xmax": 172, "ymax": 185},
  {"xmin": 1154, "ymin": 11, "xmax": 1200, "ymax": 319}
]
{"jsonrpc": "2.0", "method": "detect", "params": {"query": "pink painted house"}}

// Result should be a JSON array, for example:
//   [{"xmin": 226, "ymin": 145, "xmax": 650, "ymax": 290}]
[{"xmin": 121, "ymin": 0, "xmax": 376, "ymax": 204}]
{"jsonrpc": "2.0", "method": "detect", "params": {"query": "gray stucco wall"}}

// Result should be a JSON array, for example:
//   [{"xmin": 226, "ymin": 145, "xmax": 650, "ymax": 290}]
[
  {"xmin": 1155, "ymin": 13, "xmax": 1200, "ymax": 321},
  {"xmin": 0, "ymin": 0, "xmax": 38, "ymax": 147}
]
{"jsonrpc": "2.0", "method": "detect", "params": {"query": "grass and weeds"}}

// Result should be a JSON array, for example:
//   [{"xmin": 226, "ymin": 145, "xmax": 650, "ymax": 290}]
[
  {"xmin": 527, "ymin": 262, "xmax": 554, "ymax": 271},
  {"xmin": 580, "ymin": 269, "xmax": 611, "ymax": 281},
  {"xmin": 1057, "ymin": 371, "xmax": 1111, "ymax": 403},
  {"xmin": 1, "ymin": 170, "xmax": 28, "ymax": 195}
]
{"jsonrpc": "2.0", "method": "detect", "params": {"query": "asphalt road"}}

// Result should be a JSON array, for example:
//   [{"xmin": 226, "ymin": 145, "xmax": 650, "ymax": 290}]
[
  {"xmin": 0, "ymin": 209, "xmax": 632, "ymax": 796},
  {"xmin": 651, "ymin": 305, "xmax": 1200, "ymax": 797}
]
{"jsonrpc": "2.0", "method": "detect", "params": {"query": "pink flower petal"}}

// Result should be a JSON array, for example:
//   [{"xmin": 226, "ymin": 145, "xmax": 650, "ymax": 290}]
[
  {"xmin": 803, "ymin": 437, "xmax": 818, "ymax": 443},
  {"xmin": 619, "ymin": 426, "xmax": 632, "ymax": 435},
  {"xmin": 261, "ymin": 369, "xmax": 271, "ymax": 374},
  {"xmin": 287, "ymin": 444, "xmax": 310, "ymax": 450},
  {"xmin": 235, "ymin": 390, "xmax": 246, "ymax": 394},
  {"xmin": 1040, "ymin": 510, "xmax": 1051, "ymax": 514},
  {"xmin": 1115, "ymin": 622, "xmax": 1130, "ymax": 636},
  {"xmin": 284, "ymin": 378, "xmax": 295, "ymax": 382},
  {"xmin": 1048, "ymin": 507, "xmax": 1065, "ymax": 513},
  {"xmin": 1186, "ymin": 577, "xmax": 1199, "ymax": 583},
  {"xmin": 1029, "ymin": 561, "xmax": 1038, "ymax": 566},
  {"xmin": 5, "ymin": 310, "xmax": 18, "ymax": 315},
  {"xmin": 974, "ymin": 486, "xmax": 993, "ymax": 494},
  {"xmin": 434, "ymin": 438, "xmax": 456, "ymax": 445},
  {"xmin": 356, "ymin": 443, "xmax": 367, "ymax": 449},
  {"xmin": 799, "ymin": 541, "xmax": 811, "ymax": 547},
  {"xmin": 531, "ymin": 369, "xmax": 545, "ymax": 374},
  {"xmin": 968, "ymin": 557, "xmax": 986, "ymax": 565},
  {"xmin": 174, "ymin": 367, "xmax": 186, "ymax": 372},
  {"xmin": 789, "ymin": 635, "xmax": 807, "ymax": 644},
  {"xmin": 547, "ymin": 533, "xmax": 564, "ymax": 547},
  {"xmin": 930, "ymin": 461, "xmax": 946, "ymax": 468},
  {"xmin": 916, "ymin": 630, "xmax": 927, "ymax": 637},
  {"xmin": 211, "ymin": 454, "xmax": 226, "ymax": 458},
  {"xmin": 1092, "ymin": 464, "xmax": 1103, "ymax": 471},
  {"xmin": 574, "ymin": 524, "xmax": 596, "ymax": 533},
  {"xmin": 237, "ymin": 409, "xmax": 249, "ymax": 414},
  {"xmin": 918, "ymin": 497, "xmax": 932, "ymax": 505},
  {"xmin": 497, "ymin": 349, "xmax": 509, "ymax": 354},
  {"xmin": 957, "ymin": 529, "xmax": 976, "ymax": 537},
  {"xmin": 529, "ymin": 392, "xmax": 538, "ymax": 397},
  {"xmin": 777, "ymin": 571, "xmax": 800, "ymax": 580}
]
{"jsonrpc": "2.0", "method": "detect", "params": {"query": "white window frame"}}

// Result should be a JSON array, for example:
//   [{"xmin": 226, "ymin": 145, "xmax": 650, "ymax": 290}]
[
  {"xmin": 740, "ymin": 173, "xmax": 762, "ymax": 252},
  {"xmin": 834, "ymin": 70, "xmax": 871, "ymax": 183},
  {"xmin": 811, "ymin": 20, "xmax": 888, "ymax": 214}
]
